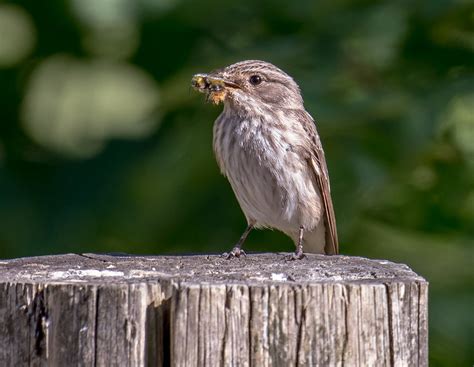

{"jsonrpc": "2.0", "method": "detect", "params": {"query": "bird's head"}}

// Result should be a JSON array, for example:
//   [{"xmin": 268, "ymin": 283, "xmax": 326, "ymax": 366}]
[{"xmin": 192, "ymin": 60, "xmax": 304, "ymax": 112}]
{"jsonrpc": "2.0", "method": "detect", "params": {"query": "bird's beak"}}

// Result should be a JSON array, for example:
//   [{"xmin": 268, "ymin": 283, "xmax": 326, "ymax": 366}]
[
  {"xmin": 191, "ymin": 73, "xmax": 239, "ymax": 104},
  {"xmin": 191, "ymin": 73, "xmax": 239, "ymax": 93}
]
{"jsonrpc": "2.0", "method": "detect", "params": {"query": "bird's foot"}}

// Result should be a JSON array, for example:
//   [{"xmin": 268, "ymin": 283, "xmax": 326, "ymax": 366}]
[
  {"xmin": 223, "ymin": 247, "xmax": 246, "ymax": 259},
  {"xmin": 286, "ymin": 249, "xmax": 306, "ymax": 261}
]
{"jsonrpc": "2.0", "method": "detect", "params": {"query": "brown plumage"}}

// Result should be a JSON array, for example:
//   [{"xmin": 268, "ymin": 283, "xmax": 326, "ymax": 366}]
[{"xmin": 192, "ymin": 60, "xmax": 338, "ymax": 259}]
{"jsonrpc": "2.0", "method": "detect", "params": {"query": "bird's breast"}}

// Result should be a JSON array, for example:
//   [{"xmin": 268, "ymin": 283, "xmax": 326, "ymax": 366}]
[{"xmin": 213, "ymin": 112, "xmax": 321, "ymax": 230}]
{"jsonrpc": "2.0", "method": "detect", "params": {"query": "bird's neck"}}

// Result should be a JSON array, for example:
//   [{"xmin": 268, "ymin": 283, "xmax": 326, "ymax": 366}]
[{"xmin": 223, "ymin": 100, "xmax": 276, "ymax": 121}]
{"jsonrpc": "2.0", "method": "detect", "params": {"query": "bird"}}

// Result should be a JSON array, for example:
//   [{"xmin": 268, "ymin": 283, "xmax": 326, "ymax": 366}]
[{"xmin": 191, "ymin": 60, "xmax": 338, "ymax": 259}]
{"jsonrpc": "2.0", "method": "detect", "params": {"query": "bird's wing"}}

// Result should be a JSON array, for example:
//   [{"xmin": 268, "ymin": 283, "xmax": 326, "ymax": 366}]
[{"xmin": 299, "ymin": 111, "xmax": 339, "ymax": 254}]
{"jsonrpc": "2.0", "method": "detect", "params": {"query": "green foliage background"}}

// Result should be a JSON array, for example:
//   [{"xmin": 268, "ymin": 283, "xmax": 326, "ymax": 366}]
[{"xmin": 0, "ymin": 0, "xmax": 472, "ymax": 364}]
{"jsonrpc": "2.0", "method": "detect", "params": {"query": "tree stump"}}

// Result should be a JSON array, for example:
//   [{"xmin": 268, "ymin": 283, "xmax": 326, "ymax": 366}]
[{"xmin": 0, "ymin": 253, "xmax": 428, "ymax": 366}]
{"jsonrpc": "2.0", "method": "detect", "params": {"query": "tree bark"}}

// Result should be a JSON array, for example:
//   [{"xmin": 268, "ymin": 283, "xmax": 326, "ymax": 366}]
[{"xmin": 0, "ymin": 253, "xmax": 428, "ymax": 366}]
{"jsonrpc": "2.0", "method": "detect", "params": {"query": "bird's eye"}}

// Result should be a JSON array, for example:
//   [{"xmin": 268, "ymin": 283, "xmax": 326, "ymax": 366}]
[{"xmin": 249, "ymin": 75, "xmax": 262, "ymax": 85}]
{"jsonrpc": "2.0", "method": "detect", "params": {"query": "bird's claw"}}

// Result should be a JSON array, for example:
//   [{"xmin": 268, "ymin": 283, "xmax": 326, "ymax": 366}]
[
  {"xmin": 223, "ymin": 247, "xmax": 246, "ymax": 259},
  {"xmin": 286, "ymin": 250, "xmax": 306, "ymax": 261}
]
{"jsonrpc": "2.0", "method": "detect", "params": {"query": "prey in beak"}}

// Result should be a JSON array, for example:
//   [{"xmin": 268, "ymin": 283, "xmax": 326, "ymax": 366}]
[{"xmin": 191, "ymin": 73, "xmax": 239, "ymax": 104}]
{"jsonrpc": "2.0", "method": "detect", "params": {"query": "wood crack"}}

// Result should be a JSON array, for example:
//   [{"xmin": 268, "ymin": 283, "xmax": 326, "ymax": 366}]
[
  {"xmin": 32, "ymin": 289, "xmax": 48, "ymax": 357},
  {"xmin": 384, "ymin": 283, "xmax": 395, "ymax": 367},
  {"xmin": 93, "ymin": 287, "xmax": 100, "ymax": 367},
  {"xmin": 341, "ymin": 285, "xmax": 349, "ymax": 365},
  {"xmin": 295, "ymin": 299, "xmax": 306, "ymax": 367}
]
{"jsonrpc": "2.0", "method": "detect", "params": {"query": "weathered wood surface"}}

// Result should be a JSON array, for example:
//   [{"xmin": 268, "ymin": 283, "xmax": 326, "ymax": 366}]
[{"xmin": 0, "ymin": 253, "xmax": 428, "ymax": 366}]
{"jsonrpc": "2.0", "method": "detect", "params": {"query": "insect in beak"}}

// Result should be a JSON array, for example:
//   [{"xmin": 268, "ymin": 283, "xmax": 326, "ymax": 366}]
[
  {"xmin": 192, "ymin": 74, "xmax": 239, "ymax": 92},
  {"xmin": 191, "ymin": 74, "xmax": 239, "ymax": 104},
  {"xmin": 191, "ymin": 74, "xmax": 210, "ymax": 91}
]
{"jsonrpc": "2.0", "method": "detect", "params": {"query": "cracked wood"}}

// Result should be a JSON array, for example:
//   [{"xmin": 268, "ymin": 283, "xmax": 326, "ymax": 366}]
[{"xmin": 0, "ymin": 253, "xmax": 428, "ymax": 366}]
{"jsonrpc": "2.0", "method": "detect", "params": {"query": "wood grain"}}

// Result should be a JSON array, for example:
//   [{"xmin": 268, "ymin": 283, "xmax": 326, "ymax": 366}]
[{"xmin": 0, "ymin": 253, "xmax": 428, "ymax": 366}]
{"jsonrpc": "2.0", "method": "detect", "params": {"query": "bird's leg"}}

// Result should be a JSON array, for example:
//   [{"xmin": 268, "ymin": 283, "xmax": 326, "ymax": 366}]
[
  {"xmin": 225, "ymin": 224, "xmax": 253, "ymax": 259},
  {"xmin": 288, "ymin": 226, "xmax": 306, "ymax": 260}
]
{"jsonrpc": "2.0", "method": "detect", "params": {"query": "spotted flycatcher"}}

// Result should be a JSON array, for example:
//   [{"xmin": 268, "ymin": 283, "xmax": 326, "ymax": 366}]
[{"xmin": 192, "ymin": 60, "xmax": 338, "ymax": 259}]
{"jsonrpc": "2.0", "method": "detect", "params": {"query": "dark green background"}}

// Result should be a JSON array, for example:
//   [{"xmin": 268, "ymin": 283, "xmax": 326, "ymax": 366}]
[{"xmin": 1, "ymin": 0, "xmax": 472, "ymax": 365}]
